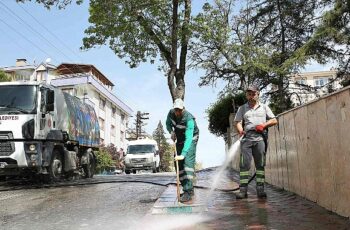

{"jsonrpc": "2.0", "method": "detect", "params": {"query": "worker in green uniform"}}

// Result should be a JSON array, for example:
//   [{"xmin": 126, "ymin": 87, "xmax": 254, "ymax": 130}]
[{"xmin": 166, "ymin": 98, "xmax": 199, "ymax": 203}]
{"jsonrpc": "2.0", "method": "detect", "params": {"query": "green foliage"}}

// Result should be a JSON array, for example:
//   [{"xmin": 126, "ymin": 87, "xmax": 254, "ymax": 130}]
[
  {"xmin": 193, "ymin": 0, "xmax": 340, "ymax": 114},
  {"xmin": 16, "ymin": 0, "xmax": 83, "ymax": 9},
  {"xmin": 340, "ymin": 76, "xmax": 350, "ymax": 87},
  {"xmin": 81, "ymin": 0, "xmax": 193, "ymax": 100},
  {"xmin": 301, "ymin": 0, "xmax": 350, "ymax": 77},
  {"xmin": 206, "ymin": 93, "xmax": 246, "ymax": 141},
  {"xmin": 0, "ymin": 70, "xmax": 10, "ymax": 82},
  {"xmin": 269, "ymin": 92, "xmax": 294, "ymax": 115},
  {"xmin": 191, "ymin": 0, "xmax": 272, "ymax": 92},
  {"xmin": 95, "ymin": 146, "xmax": 116, "ymax": 173},
  {"xmin": 152, "ymin": 121, "xmax": 173, "ymax": 172}
]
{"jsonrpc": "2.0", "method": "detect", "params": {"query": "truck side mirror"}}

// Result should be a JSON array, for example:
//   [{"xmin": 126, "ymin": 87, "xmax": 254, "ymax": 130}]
[{"xmin": 46, "ymin": 90, "xmax": 54, "ymax": 112}]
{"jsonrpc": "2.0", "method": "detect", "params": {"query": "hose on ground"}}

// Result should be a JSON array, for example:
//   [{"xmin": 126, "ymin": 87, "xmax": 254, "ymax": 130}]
[{"xmin": 0, "ymin": 173, "xmax": 256, "ymax": 192}]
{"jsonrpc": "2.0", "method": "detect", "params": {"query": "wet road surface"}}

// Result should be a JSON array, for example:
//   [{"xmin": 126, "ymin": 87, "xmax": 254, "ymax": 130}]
[{"xmin": 0, "ymin": 173, "xmax": 174, "ymax": 230}]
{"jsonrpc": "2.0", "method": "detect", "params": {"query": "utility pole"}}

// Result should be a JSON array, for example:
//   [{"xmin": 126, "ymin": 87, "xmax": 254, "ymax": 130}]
[{"xmin": 135, "ymin": 111, "xmax": 149, "ymax": 139}]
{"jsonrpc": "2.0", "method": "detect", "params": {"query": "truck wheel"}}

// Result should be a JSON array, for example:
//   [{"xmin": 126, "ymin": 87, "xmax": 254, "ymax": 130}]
[
  {"xmin": 83, "ymin": 153, "xmax": 95, "ymax": 179},
  {"xmin": 156, "ymin": 166, "xmax": 160, "ymax": 172},
  {"xmin": 48, "ymin": 149, "xmax": 63, "ymax": 182},
  {"xmin": 132, "ymin": 169, "xmax": 136, "ymax": 174},
  {"xmin": 125, "ymin": 170, "xmax": 130, "ymax": 174},
  {"xmin": 152, "ymin": 163, "xmax": 157, "ymax": 173}
]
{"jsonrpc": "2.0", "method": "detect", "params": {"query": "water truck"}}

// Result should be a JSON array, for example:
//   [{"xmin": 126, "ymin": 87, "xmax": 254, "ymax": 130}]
[{"xmin": 0, "ymin": 81, "xmax": 100, "ymax": 181}]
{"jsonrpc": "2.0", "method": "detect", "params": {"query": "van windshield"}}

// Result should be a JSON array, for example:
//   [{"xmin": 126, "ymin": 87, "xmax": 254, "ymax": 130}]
[
  {"xmin": 0, "ymin": 85, "xmax": 37, "ymax": 114},
  {"xmin": 127, "ymin": 144, "xmax": 155, "ymax": 154}
]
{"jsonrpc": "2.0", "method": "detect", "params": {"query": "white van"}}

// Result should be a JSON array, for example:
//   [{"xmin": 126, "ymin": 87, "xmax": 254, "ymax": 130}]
[{"xmin": 124, "ymin": 139, "xmax": 160, "ymax": 174}]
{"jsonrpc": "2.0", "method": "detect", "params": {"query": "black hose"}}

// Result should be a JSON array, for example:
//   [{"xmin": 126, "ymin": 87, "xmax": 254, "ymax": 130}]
[{"xmin": 0, "ymin": 173, "xmax": 257, "ymax": 192}]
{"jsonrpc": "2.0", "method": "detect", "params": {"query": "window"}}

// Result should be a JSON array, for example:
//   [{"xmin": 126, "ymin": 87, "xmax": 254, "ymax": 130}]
[
  {"xmin": 99, "ymin": 118, "xmax": 105, "ymax": 131},
  {"xmin": 127, "ymin": 145, "xmax": 155, "ymax": 154},
  {"xmin": 14, "ymin": 74, "xmax": 30, "ymax": 81},
  {"xmin": 111, "ymin": 125, "xmax": 115, "ymax": 136},
  {"xmin": 296, "ymin": 78, "xmax": 306, "ymax": 85},
  {"xmin": 120, "ymin": 131, "xmax": 124, "ymax": 142},
  {"xmin": 112, "ymin": 107, "xmax": 116, "ymax": 118},
  {"xmin": 62, "ymin": 88, "xmax": 76, "ymax": 96},
  {"xmin": 99, "ymin": 97, "xmax": 106, "ymax": 109},
  {"xmin": 314, "ymin": 77, "xmax": 328, "ymax": 87}
]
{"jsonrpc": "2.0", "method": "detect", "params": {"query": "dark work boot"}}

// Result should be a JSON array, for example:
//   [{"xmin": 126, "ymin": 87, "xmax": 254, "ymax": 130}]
[
  {"xmin": 180, "ymin": 190, "xmax": 194, "ymax": 198},
  {"xmin": 257, "ymin": 185, "xmax": 267, "ymax": 198},
  {"xmin": 179, "ymin": 191, "xmax": 193, "ymax": 203},
  {"xmin": 235, "ymin": 186, "xmax": 248, "ymax": 199}
]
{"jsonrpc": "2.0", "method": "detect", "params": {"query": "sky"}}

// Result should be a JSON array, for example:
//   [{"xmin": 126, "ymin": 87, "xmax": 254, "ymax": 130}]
[
  {"xmin": 0, "ymin": 0, "xmax": 228, "ymax": 168},
  {"xmin": 0, "ymin": 1, "xmax": 334, "ymax": 168}
]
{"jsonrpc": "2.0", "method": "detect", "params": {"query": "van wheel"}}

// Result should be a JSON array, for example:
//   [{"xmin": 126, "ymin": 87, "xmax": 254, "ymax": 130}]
[
  {"xmin": 125, "ymin": 170, "xmax": 130, "ymax": 174},
  {"xmin": 132, "ymin": 170, "xmax": 137, "ymax": 174},
  {"xmin": 48, "ymin": 149, "xmax": 63, "ymax": 182}
]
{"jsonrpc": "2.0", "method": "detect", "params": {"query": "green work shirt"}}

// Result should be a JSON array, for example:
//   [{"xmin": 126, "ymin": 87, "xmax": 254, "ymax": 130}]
[{"xmin": 166, "ymin": 109, "xmax": 199, "ymax": 157}]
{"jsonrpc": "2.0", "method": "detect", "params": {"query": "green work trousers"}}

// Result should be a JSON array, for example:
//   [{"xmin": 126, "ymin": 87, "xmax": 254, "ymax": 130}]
[{"xmin": 175, "ymin": 139, "xmax": 198, "ymax": 193}]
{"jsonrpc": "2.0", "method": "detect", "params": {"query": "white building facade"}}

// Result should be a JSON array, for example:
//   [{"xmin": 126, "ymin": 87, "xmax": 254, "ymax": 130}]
[{"xmin": 289, "ymin": 69, "xmax": 342, "ymax": 106}]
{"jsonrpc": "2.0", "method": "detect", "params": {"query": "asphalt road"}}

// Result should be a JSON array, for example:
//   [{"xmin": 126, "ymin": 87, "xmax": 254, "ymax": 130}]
[{"xmin": 0, "ymin": 172, "xmax": 175, "ymax": 230}]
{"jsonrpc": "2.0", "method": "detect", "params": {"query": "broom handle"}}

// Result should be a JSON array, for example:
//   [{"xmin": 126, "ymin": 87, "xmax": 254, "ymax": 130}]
[
  {"xmin": 174, "ymin": 142, "xmax": 181, "ymax": 202},
  {"xmin": 176, "ymin": 159, "xmax": 180, "ymax": 202}
]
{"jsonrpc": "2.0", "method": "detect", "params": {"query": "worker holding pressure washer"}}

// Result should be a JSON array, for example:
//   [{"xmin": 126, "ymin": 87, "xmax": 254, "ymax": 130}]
[
  {"xmin": 166, "ymin": 98, "xmax": 199, "ymax": 203},
  {"xmin": 234, "ymin": 85, "xmax": 278, "ymax": 199}
]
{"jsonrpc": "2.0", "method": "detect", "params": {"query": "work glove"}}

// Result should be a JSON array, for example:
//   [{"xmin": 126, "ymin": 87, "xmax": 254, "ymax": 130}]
[
  {"xmin": 171, "ymin": 131, "xmax": 176, "ymax": 142},
  {"xmin": 255, "ymin": 124, "xmax": 265, "ymax": 133},
  {"xmin": 175, "ymin": 155, "xmax": 184, "ymax": 161},
  {"xmin": 238, "ymin": 130, "xmax": 246, "ymax": 137}
]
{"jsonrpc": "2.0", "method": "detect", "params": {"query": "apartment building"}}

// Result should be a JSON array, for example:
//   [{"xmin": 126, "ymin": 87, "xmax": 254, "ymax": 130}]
[
  {"xmin": 2, "ymin": 58, "xmax": 56, "ymax": 82},
  {"xmin": 289, "ymin": 69, "xmax": 342, "ymax": 106},
  {"xmin": 51, "ymin": 63, "xmax": 133, "ymax": 148},
  {"xmin": 1, "ymin": 60, "xmax": 133, "ymax": 149}
]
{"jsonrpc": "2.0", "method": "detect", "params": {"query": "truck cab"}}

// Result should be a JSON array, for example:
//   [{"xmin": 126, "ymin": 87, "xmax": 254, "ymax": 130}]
[{"xmin": 124, "ymin": 139, "xmax": 160, "ymax": 174}]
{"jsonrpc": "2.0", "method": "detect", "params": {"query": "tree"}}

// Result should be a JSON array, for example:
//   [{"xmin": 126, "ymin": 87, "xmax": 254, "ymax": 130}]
[
  {"xmin": 206, "ymin": 93, "xmax": 246, "ymax": 141},
  {"xmin": 0, "ymin": 70, "xmax": 11, "ymax": 82},
  {"xmin": 301, "ymin": 0, "xmax": 350, "ymax": 80},
  {"xmin": 19, "ymin": 0, "xmax": 195, "ymax": 102},
  {"xmin": 152, "ymin": 121, "xmax": 173, "ymax": 172},
  {"xmin": 17, "ymin": 0, "xmax": 83, "ymax": 9},
  {"xmin": 191, "ymin": 0, "xmax": 271, "ymax": 94},
  {"xmin": 193, "ymin": 0, "xmax": 325, "ymax": 114},
  {"xmin": 95, "ymin": 144, "xmax": 116, "ymax": 173},
  {"xmin": 83, "ymin": 0, "xmax": 193, "ymax": 101}
]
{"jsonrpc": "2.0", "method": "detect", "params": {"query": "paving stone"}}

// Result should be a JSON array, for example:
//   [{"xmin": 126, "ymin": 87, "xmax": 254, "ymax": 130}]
[{"xmin": 149, "ymin": 168, "xmax": 350, "ymax": 229}]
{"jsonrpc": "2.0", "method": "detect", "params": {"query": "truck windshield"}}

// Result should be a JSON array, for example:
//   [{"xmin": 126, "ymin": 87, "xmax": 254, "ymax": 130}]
[
  {"xmin": 0, "ymin": 85, "xmax": 37, "ymax": 114},
  {"xmin": 127, "ymin": 145, "xmax": 155, "ymax": 154}
]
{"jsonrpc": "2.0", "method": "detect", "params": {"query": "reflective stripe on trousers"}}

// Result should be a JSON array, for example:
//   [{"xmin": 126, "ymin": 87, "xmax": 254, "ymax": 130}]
[
  {"xmin": 176, "ymin": 139, "xmax": 198, "ymax": 192},
  {"xmin": 239, "ymin": 139, "xmax": 266, "ymax": 186}
]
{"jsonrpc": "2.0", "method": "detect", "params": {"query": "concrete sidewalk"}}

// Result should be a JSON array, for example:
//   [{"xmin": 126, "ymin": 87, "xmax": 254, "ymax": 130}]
[{"xmin": 142, "ymin": 168, "xmax": 350, "ymax": 230}]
